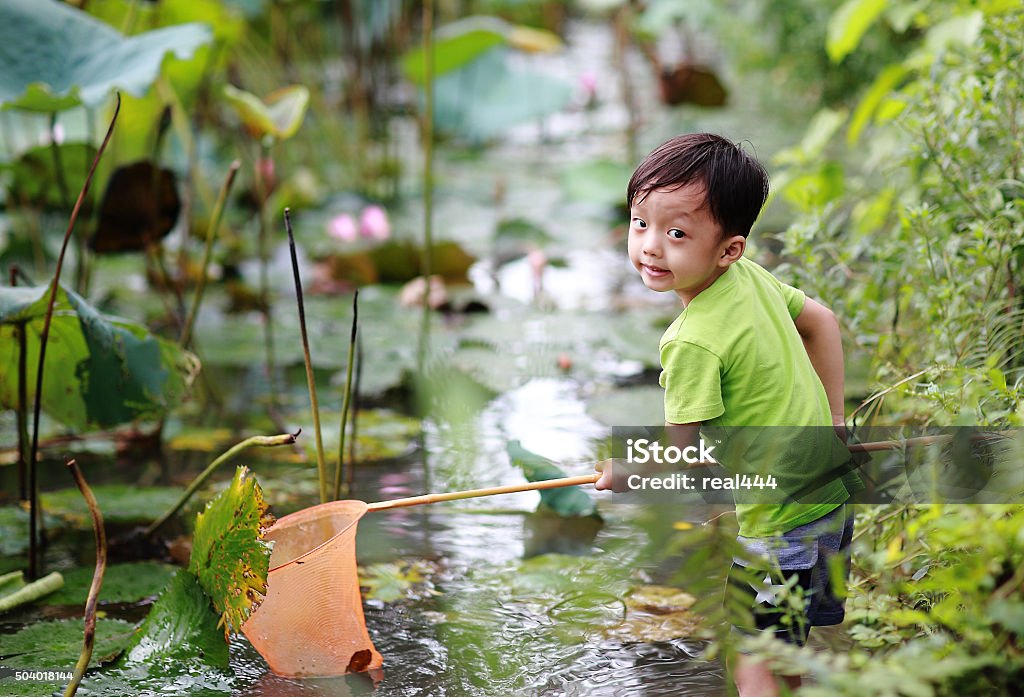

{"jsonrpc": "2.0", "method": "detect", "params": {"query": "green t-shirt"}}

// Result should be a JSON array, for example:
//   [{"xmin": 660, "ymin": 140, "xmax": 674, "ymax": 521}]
[{"xmin": 658, "ymin": 257, "xmax": 860, "ymax": 537}]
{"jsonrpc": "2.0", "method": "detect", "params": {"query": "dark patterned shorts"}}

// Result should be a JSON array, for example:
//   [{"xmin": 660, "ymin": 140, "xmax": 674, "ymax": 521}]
[{"xmin": 726, "ymin": 504, "xmax": 854, "ymax": 646}]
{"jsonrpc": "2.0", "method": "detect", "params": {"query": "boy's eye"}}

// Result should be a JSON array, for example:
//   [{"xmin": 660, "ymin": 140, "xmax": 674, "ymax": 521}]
[
  {"xmin": 631, "ymin": 217, "xmax": 647, "ymax": 229},
  {"xmin": 668, "ymin": 229, "xmax": 685, "ymax": 239}
]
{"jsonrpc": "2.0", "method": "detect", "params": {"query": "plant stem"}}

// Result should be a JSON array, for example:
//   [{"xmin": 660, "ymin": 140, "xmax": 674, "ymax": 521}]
[
  {"xmin": 256, "ymin": 140, "xmax": 278, "ymax": 412},
  {"xmin": 144, "ymin": 431, "xmax": 298, "ymax": 538},
  {"xmin": 347, "ymin": 331, "xmax": 363, "ymax": 493},
  {"xmin": 28, "ymin": 94, "xmax": 120, "ymax": 581},
  {"xmin": 11, "ymin": 266, "xmax": 28, "ymax": 502},
  {"xmin": 47, "ymin": 113, "xmax": 83, "ymax": 295},
  {"xmin": 180, "ymin": 160, "xmax": 240, "ymax": 348},
  {"xmin": 16, "ymin": 319, "xmax": 28, "ymax": 502},
  {"xmin": 334, "ymin": 290, "xmax": 359, "ymax": 500},
  {"xmin": 63, "ymin": 458, "xmax": 105, "ymax": 697},
  {"xmin": 417, "ymin": 0, "xmax": 435, "ymax": 371},
  {"xmin": 284, "ymin": 208, "xmax": 329, "ymax": 503},
  {"xmin": 0, "ymin": 571, "xmax": 63, "ymax": 613}
]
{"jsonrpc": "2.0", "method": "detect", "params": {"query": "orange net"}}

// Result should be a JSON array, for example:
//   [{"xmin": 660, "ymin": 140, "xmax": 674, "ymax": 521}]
[{"xmin": 242, "ymin": 500, "xmax": 383, "ymax": 677}]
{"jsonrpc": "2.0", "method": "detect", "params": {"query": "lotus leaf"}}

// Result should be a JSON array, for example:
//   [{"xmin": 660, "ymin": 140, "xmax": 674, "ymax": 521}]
[
  {"xmin": 507, "ymin": 440, "xmax": 599, "ymax": 518},
  {"xmin": 0, "ymin": 284, "xmax": 199, "ymax": 430},
  {"xmin": 0, "ymin": 0, "xmax": 212, "ymax": 111},
  {"xmin": 188, "ymin": 466, "xmax": 272, "ymax": 636},
  {"xmin": 222, "ymin": 84, "xmax": 309, "ymax": 140}
]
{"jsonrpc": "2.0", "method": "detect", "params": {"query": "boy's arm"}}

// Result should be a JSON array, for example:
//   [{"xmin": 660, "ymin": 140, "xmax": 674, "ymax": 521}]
[{"xmin": 794, "ymin": 297, "xmax": 847, "ymax": 441}]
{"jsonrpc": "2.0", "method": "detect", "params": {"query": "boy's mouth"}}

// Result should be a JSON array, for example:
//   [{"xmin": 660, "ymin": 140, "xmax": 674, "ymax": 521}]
[{"xmin": 640, "ymin": 263, "xmax": 670, "ymax": 278}]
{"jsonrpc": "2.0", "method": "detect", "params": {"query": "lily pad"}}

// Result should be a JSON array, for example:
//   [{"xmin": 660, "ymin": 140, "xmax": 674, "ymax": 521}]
[
  {"xmin": 431, "ymin": 48, "xmax": 573, "ymax": 140},
  {"xmin": 42, "ymin": 485, "xmax": 184, "ymax": 525},
  {"xmin": 603, "ymin": 584, "xmax": 703, "ymax": 642},
  {"xmin": 0, "ymin": 617, "xmax": 135, "ymax": 670},
  {"xmin": 359, "ymin": 560, "xmax": 437, "ymax": 603},
  {"xmin": 0, "ymin": 506, "xmax": 60, "ymax": 556},
  {"xmin": 73, "ymin": 570, "xmax": 233, "ymax": 696},
  {"xmin": 42, "ymin": 561, "xmax": 177, "ymax": 606},
  {"xmin": 0, "ymin": 0, "xmax": 212, "ymax": 111},
  {"xmin": 0, "ymin": 284, "xmax": 199, "ymax": 430},
  {"xmin": 188, "ymin": 466, "xmax": 272, "ymax": 635},
  {"xmin": 586, "ymin": 385, "xmax": 665, "ymax": 427},
  {"xmin": 560, "ymin": 159, "xmax": 632, "ymax": 208},
  {"xmin": 507, "ymin": 440, "xmax": 599, "ymax": 518}
]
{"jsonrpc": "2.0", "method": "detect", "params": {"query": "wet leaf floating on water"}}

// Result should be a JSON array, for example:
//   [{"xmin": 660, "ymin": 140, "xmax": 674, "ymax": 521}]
[
  {"xmin": 603, "ymin": 585, "xmax": 703, "ymax": 643},
  {"xmin": 0, "ymin": 0, "xmax": 211, "ymax": 112},
  {"xmin": 43, "ymin": 561, "xmax": 177, "ymax": 607},
  {"xmin": 0, "ymin": 285, "xmax": 199, "ymax": 430},
  {"xmin": 188, "ymin": 466, "xmax": 273, "ymax": 636},
  {"xmin": 359, "ymin": 560, "xmax": 438, "ymax": 603},
  {"xmin": 0, "ymin": 617, "xmax": 136, "ymax": 671},
  {"xmin": 42, "ymin": 485, "xmax": 183, "ymax": 525},
  {"xmin": 91, "ymin": 161, "xmax": 181, "ymax": 253},
  {"xmin": 507, "ymin": 440, "xmax": 601, "ymax": 519},
  {"xmin": 70, "ymin": 570, "xmax": 233, "ymax": 696}
]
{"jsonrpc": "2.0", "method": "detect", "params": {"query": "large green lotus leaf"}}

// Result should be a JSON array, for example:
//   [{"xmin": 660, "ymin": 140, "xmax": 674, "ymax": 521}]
[
  {"xmin": 0, "ymin": 0, "xmax": 211, "ymax": 112},
  {"xmin": 2, "ymin": 142, "xmax": 98, "ymax": 211},
  {"xmin": 223, "ymin": 84, "xmax": 309, "ymax": 140},
  {"xmin": 432, "ymin": 48, "xmax": 573, "ymax": 140},
  {"xmin": 68, "ymin": 570, "xmax": 232, "ymax": 697},
  {"xmin": 188, "ymin": 467, "xmax": 272, "ymax": 636},
  {"xmin": 42, "ymin": 485, "xmax": 185, "ymax": 525},
  {"xmin": 0, "ymin": 617, "xmax": 135, "ymax": 670},
  {"xmin": 43, "ymin": 561, "xmax": 177, "ymax": 606},
  {"xmin": 586, "ymin": 385, "xmax": 665, "ymax": 427},
  {"xmin": 401, "ymin": 16, "xmax": 507, "ymax": 85},
  {"xmin": 402, "ymin": 16, "xmax": 562, "ymax": 85},
  {"xmin": 507, "ymin": 440, "xmax": 600, "ymax": 518},
  {"xmin": 560, "ymin": 158, "xmax": 633, "ymax": 208},
  {"xmin": 0, "ymin": 284, "xmax": 199, "ymax": 430}
]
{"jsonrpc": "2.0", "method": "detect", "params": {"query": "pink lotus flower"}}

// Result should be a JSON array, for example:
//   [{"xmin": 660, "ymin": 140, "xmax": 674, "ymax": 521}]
[
  {"xmin": 327, "ymin": 213, "xmax": 357, "ymax": 242},
  {"xmin": 359, "ymin": 205, "xmax": 390, "ymax": 241},
  {"xmin": 579, "ymin": 71, "xmax": 598, "ymax": 102}
]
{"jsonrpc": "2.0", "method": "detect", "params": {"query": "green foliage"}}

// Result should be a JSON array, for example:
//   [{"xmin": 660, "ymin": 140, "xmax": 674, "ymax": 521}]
[
  {"xmin": 430, "ymin": 48, "xmax": 573, "ymax": 141},
  {"xmin": 0, "ymin": 617, "xmax": 135, "ymax": 670},
  {"xmin": 0, "ymin": 0, "xmax": 211, "ymax": 111},
  {"xmin": 0, "ymin": 284, "xmax": 199, "ymax": 430},
  {"xmin": 69, "ymin": 570, "xmax": 234, "ymax": 696},
  {"xmin": 188, "ymin": 466, "xmax": 272, "ymax": 636},
  {"xmin": 359, "ymin": 560, "xmax": 437, "ymax": 602},
  {"xmin": 507, "ymin": 440, "xmax": 600, "ymax": 518},
  {"xmin": 42, "ymin": 485, "xmax": 186, "ymax": 525},
  {"xmin": 401, "ymin": 16, "xmax": 508, "ymax": 84},
  {"xmin": 43, "ymin": 561, "xmax": 177, "ymax": 606},
  {"xmin": 222, "ymin": 84, "xmax": 309, "ymax": 140},
  {"xmin": 777, "ymin": 6, "xmax": 1024, "ymax": 427}
]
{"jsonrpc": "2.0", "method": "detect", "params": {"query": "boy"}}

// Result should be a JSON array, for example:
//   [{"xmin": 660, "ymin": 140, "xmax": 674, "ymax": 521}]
[{"xmin": 595, "ymin": 133, "xmax": 861, "ymax": 697}]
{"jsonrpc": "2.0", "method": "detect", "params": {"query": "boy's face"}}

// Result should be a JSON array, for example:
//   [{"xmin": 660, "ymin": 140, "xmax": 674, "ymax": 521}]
[{"xmin": 628, "ymin": 184, "xmax": 744, "ymax": 304}]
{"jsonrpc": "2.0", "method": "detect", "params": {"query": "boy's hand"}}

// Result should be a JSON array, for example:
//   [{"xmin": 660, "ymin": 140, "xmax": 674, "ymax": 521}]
[
  {"xmin": 833, "ymin": 416, "xmax": 848, "ymax": 444},
  {"xmin": 594, "ymin": 459, "xmax": 632, "ymax": 493}
]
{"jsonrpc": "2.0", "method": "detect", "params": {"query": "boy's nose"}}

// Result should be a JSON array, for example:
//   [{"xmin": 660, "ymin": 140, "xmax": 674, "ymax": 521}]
[{"xmin": 642, "ymin": 238, "xmax": 662, "ymax": 257}]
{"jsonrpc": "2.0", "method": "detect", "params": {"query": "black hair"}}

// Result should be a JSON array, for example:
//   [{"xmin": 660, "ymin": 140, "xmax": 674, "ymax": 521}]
[{"xmin": 626, "ymin": 133, "xmax": 769, "ymax": 238}]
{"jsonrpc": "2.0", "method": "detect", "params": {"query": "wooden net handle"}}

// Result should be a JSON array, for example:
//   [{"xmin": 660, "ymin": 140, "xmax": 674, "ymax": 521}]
[{"xmin": 366, "ymin": 473, "xmax": 601, "ymax": 512}]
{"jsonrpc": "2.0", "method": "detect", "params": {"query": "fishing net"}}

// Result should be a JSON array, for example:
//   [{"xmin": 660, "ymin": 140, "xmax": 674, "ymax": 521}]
[
  {"xmin": 242, "ymin": 472, "xmax": 599, "ymax": 677},
  {"xmin": 242, "ymin": 500, "xmax": 382, "ymax": 677}
]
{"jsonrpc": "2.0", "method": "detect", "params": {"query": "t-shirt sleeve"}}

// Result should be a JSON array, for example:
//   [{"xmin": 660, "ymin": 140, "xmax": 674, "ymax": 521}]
[
  {"xmin": 659, "ymin": 340, "xmax": 725, "ymax": 424},
  {"xmin": 777, "ymin": 281, "xmax": 806, "ymax": 320}
]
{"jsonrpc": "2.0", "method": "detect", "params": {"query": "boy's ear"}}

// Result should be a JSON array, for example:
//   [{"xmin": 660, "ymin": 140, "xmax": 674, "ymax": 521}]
[{"xmin": 718, "ymin": 235, "xmax": 746, "ymax": 266}]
